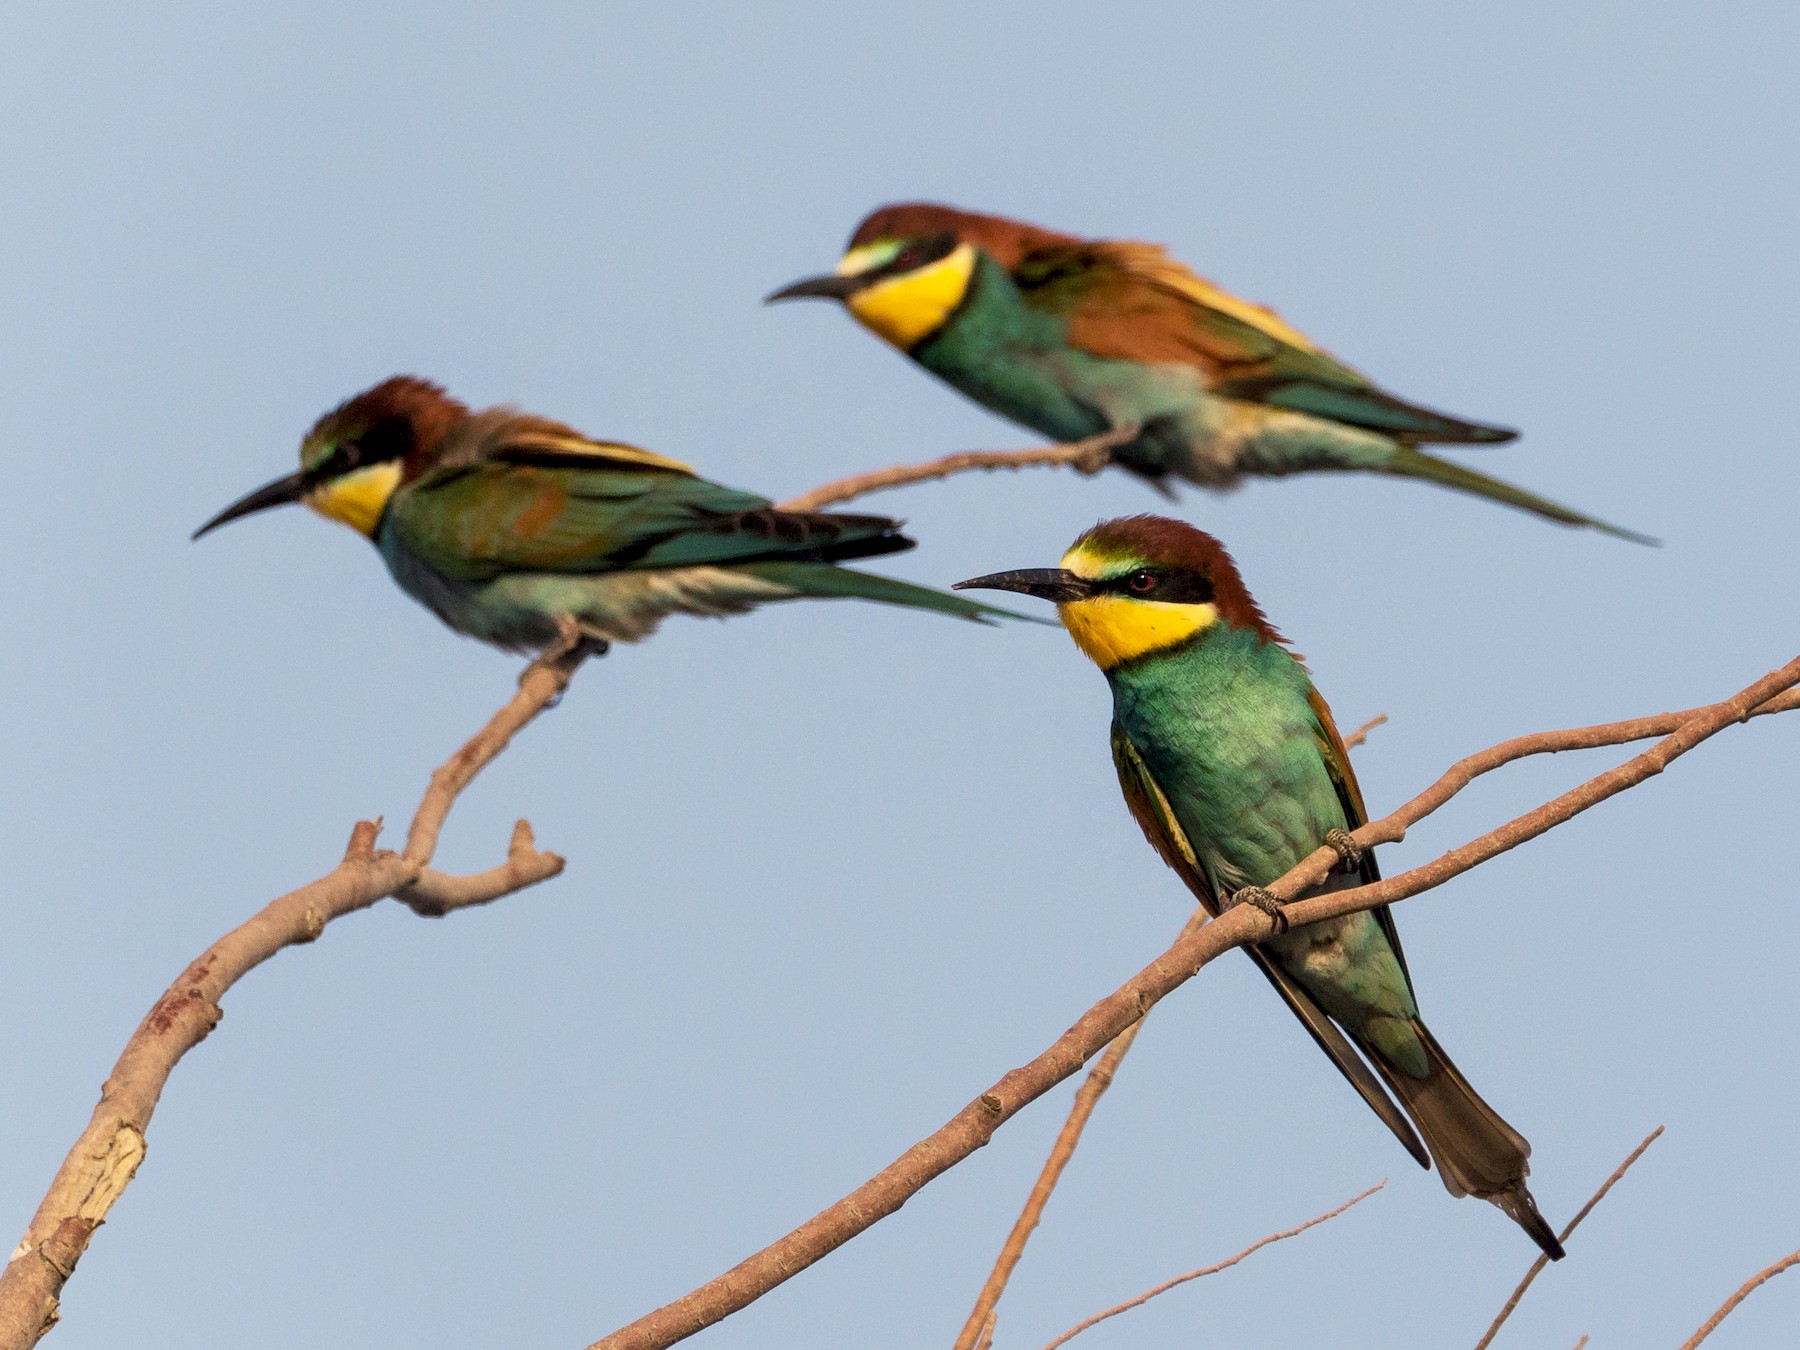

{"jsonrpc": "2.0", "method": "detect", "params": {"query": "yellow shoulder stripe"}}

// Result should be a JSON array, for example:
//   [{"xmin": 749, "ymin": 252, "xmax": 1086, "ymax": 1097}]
[
  {"xmin": 506, "ymin": 430, "xmax": 696, "ymax": 475},
  {"xmin": 1104, "ymin": 242, "xmax": 1324, "ymax": 355}
]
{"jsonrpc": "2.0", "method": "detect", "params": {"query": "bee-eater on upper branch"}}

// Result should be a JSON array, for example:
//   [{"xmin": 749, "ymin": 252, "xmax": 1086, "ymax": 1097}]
[
  {"xmin": 957, "ymin": 514, "xmax": 1564, "ymax": 1258},
  {"xmin": 194, "ymin": 376, "xmax": 1025, "ymax": 653},
  {"xmin": 770, "ymin": 202, "xmax": 1651, "ymax": 544}
]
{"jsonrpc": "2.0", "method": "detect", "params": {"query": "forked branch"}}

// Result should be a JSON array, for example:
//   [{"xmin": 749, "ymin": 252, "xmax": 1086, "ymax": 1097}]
[
  {"xmin": 588, "ymin": 658, "xmax": 1800, "ymax": 1350},
  {"xmin": 0, "ymin": 646, "xmax": 594, "ymax": 1350},
  {"xmin": 951, "ymin": 1018, "xmax": 1150, "ymax": 1350}
]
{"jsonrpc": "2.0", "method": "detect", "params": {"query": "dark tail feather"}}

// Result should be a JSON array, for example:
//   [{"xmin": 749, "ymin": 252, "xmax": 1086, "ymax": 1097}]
[
  {"xmin": 1244, "ymin": 948, "xmax": 1429, "ymax": 1170},
  {"xmin": 1373, "ymin": 1020, "xmax": 1565, "ymax": 1261},
  {"xmin": 1385, "ymin": 446, "xmax": 1658, "ymax": 546},
  {"xmin": 739, "ymin": 561, "xmax": 1051, "ymax": 624}
]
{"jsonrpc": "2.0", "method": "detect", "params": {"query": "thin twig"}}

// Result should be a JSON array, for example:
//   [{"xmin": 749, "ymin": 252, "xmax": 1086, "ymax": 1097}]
[
  {"xmin": 400, "ymin": 645, "xmax": 590, "ymax": 866},
  {"xmin": 587, "ymin": 660, "xmax": 1800, "ymax": 1350},
  {"xmin": 1041, "ymin": 1180, "xmax": 1386, "ymax": 1349},
  {"xmin": 1572, "ymin": 1338, "xmax": 1589, "ymax": 1350},
  {"xmin": 1342, "ymin": 713, "xmax": 1389, "ymax": 751},
  {"xmin": 1473, "ymin": 1126, "xmax": 1665, "ymax": 1350},
  {"xmin": 776, "ymin": 427, "xmax": 1138, "ymax": 514},
  {"xmin": 1678, "ymin": 1247, "xmax": 1800, "ymax": 1349},
  {"xmin": 952, "ymin": 1020, "xmax": 1148, "ymax": 1350},
  {"xmin": 953, "ymin": 910, "xmax": 1208, "ymax": 1350},
  {"xmin": 0, "ymin": 646, "xmax": 593, "ymax": 1350}
]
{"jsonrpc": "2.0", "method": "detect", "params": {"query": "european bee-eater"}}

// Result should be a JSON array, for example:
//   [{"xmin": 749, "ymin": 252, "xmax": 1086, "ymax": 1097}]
[
  {"xmin": 769, "ymin": 202, "xmax": 1650, "ymax": 544},
  {"xmin": 193, "ymin": 376, "xmax": 1022, "ymax": 651},
  {"xmin": 956, "ymin": 515, "xmax": 1563, "ymax": 1257}
]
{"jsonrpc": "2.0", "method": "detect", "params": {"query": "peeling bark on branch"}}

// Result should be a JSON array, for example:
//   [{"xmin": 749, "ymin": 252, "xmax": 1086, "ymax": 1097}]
[{"xmin": 0, "ymin": 646, "xmax": 591, "ymax": 1350}]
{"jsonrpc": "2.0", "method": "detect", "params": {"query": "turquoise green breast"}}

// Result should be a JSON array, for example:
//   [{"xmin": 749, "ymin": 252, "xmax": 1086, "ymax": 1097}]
[
  {"xmin": 1110, "ymin": 626, "xmax": 1423, "ymax": 1068},
  {"xmin": 912, "ymin": 254, "xmax": 1111, "ymax": 443},
  {"xmin": 912, "ymin": 254, "xmax": 1215, "ymax": 476},
  {"xmin": 1108, "ymin": 626, "xmax": 1336, "ymax": 887}
]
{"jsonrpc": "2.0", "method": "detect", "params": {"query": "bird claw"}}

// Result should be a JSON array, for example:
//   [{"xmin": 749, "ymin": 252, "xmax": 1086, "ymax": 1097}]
[
  {"xmin": 1323, "ymin": 828, "xmax": 1365, "ymax": 873},
  {"xmin": 522, "ymin": 618, "xmax": 608, "ymax": 690},
  {"xmin": 1072, "ymin": 423, "xmax": 1139, "ymax": 476},
  {"xmin": 1232, "ymin": 885, "xmax": 1289, "ymax": 935},
  {"xmin": 1073, "ymin": 445, "xmax": 1114, "ymax": 476}
]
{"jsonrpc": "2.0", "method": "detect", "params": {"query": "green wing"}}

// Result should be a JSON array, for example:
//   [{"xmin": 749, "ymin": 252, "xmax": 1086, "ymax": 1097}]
[
  {"xmin": 1305, "ymin": 687, "xmax": 1411, "ymax": 988},
  {"xmin": 388, "ymin": 420, "xmax": 908, "ymax": 583},
  {"xmin": 1015, "ymin": 241, "xmax": 1514, "ymax": 445},
  {"xmin": 1109, "ymin": 723, "xmax": 1428, "ymax": 1168}
]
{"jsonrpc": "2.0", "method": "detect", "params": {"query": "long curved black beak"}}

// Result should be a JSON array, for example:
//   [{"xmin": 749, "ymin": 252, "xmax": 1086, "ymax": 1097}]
[
  {"xmin": 192, "ymin": 469, "xmax": 312, "ymax": 540},
  {"xmin": 764, "ymin": 273, "xmax": 867, "ymax": 304},
  {"xmin": 952, "ymin": 568, "xmax": 1095, "ymax": 602}
]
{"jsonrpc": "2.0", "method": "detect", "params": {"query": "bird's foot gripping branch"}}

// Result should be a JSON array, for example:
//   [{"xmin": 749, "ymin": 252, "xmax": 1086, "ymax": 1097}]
[
  {"xmin": 1228, "ymin": 885, "xmax": 1290, "ymax": 934},
  {"xmin": 1322, "ymin": 827, "xmax": 1365, "ymax": 872}
]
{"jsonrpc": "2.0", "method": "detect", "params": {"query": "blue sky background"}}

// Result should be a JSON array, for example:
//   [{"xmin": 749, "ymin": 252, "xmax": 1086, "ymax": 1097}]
[{"xmin": 3, "ymin": 3, "xmax": 1797, "ymax": 1347}]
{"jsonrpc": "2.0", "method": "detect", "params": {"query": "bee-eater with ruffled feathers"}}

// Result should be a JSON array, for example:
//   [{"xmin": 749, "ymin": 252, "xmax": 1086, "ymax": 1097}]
[
  {"xmin": 770, "ymin": 202, "xmax": 1649, "ymax": 544},
  {"xmin": 956, "ymin": 514, "xmax": 1564, "ymax": 1257},
  {"xmin": 194, "ymin": 376, "xmax": 1024, "ymax": 651}
]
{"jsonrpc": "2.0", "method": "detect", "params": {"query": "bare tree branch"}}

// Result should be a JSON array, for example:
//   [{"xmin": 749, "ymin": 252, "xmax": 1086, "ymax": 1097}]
[
  {"xmin": 0, "ymin": 646, "xmax": 593, "ymax": 1350},
  {"xmin": 587, "ymin": 659, "xmax": 1800, "ymax": 1350},
  {"xmin": 957, "ymin": 720, "xmax": 1383, "ymax": 1347},
  {"xmin": 1472, "ymin": 1125, "xmax": 1665, "ymax": 1350},
  {"xmin": 775, "ymin": 428, "xmax": 1138, "ymax": 514},
  {"xmin": 1678, "ymin": 1247, "xmax": 1800, "ymax": 1349},
  {"xmin": 952, "ymin": 1015, "xmax": 1153, "ymax": 1350},
  {"xmin": 1040, "ymin": 1180, "xmax": 1387, "ymax": 1350},
  {"xmin": 1342, "ymin": 713, "xmax": 1388, "ymax": 751}
]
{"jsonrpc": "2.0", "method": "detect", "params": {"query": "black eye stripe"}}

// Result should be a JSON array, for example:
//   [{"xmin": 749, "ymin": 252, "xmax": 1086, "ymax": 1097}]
[
  {"xmin": 865, "ymin": 231, "xmax": 959, "ymax": 280},
  {"xmin": 1100, "ymin": 567, "xmax": 1216, "ymax": 604},
  {"xmin": 317, "ymin": 415, "xmax": 413, "ymax": 480},
  {"xmin": 317, "ymin": 443, "xmax": 360, "ymax": 477}
]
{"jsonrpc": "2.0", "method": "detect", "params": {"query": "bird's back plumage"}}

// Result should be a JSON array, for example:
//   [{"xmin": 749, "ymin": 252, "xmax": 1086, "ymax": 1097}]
[
  {"xmin": 374, "ymin": 407, "xmax": 1019, "ymax": 646},
  {"xmin": 807, "ymin": 203, "xmax": 1647, "ymax": 539},
  {"xmin": 389, "ymin": 410, "xmax": 913, "ymax": 580}
]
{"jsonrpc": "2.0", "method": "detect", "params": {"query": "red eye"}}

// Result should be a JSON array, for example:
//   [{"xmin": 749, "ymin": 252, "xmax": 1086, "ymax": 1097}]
[
  {"xmin": 1128, "ymin": 570, "xmax": 1158, "ymax": 593},
  {"xmin": 893, "ymin": 244, "xmax": 923, "ymax": 268}
]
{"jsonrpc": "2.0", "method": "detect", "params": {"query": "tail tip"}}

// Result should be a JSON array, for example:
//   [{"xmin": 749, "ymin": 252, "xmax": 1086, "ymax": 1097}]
[{"xmin": 1496, "ymin": 1185, "xmax": 1565, "ymax": 1261}]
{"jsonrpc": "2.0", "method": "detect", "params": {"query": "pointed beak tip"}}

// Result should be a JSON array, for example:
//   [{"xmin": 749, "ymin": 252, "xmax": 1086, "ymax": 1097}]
[
  {"xmin": 953, "ymin": 568, "xmax": 1090, "ymax": 602},
  {"xmin": 764, "ymin": 274, "xmax": 860, "ymax": 304},
  {"xmin": 191, "ymin": 468, "xmax": 313, "ymax": 542}
]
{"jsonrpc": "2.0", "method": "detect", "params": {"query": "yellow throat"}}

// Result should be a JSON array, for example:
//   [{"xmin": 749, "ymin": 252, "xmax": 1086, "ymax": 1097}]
[
  {"xmin": 840, "ymin": 242, "xmax": 977, "ymax": 350},
  {"xmin": 304, "ymin": 461, "xmax": 402, "ymax": 537},
  {"xmin": 1056, "ymin": 544, "xmax": 1218, "ymax": 670}
]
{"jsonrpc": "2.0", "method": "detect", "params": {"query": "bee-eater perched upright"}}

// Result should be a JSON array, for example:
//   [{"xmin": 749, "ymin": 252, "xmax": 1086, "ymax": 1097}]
[
  {"xmin": 194, "ymin": 377, "xmax": 1022, "ymax": 652},
  {"xmin": 957, "ymin": 515, "xmax": 1564, "ymax": 1257},
  {"xmin": 770, "ymin": 202, "xmax": 1650, "ymax": 543}
]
